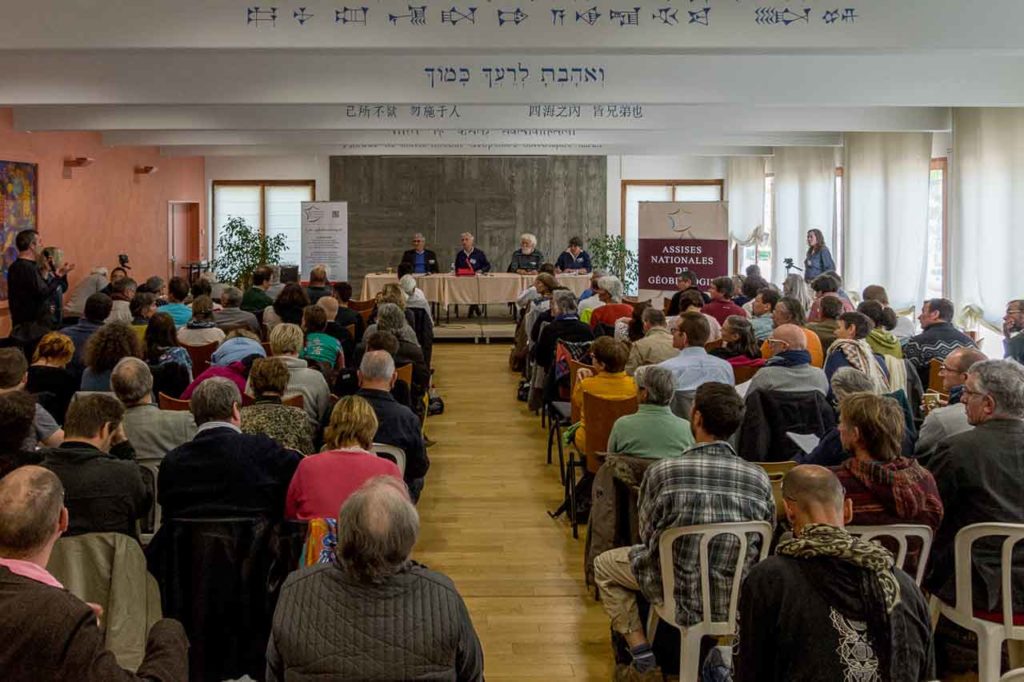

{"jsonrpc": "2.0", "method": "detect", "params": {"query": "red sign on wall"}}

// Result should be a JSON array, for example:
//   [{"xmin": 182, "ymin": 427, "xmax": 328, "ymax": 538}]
[{"xmin": 638, "ymin": 238, "xmax": 730, "ymax": 289}]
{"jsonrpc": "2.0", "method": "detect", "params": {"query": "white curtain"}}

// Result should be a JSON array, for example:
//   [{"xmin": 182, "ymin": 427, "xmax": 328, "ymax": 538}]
[
  {"xmin": 772, "ymin": 147, "xmax": 836, "ymax": 283},
  {"xmin": 727, "ymin": 157, "xmax": 765, "ymax": 243},
  {"xmin": 951, "ymin": 108, "xmax": 1024, "ymax": 327},
  {"xmin": 843, "ymin": 133, "xmax": 932, "ymax": 309}
]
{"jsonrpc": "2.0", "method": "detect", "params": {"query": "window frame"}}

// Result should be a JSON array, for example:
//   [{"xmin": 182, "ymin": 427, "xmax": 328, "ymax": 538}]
[
  {"xmin": 619, "ymin": 179, "xmax": 726, "ymax": 239},
  {"xmin": 211, "ymin": 179, "xmax": 316, "ymax": 249},
  {"xmin": 930, "ymin": 157, "xmax": 949, "ymax": 298}
]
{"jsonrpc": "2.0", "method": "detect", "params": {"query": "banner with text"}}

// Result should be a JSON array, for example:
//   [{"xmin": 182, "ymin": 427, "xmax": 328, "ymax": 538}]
[
  {"xmin": 301, "ymin": 202, "xmax": 349, "ymax": 280},
  {"xmin": 638, "ymin": 201, "xmax": 729, "ymax": 290}
]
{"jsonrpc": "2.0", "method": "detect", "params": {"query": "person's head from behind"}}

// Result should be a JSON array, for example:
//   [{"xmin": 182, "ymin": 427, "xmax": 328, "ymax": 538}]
[
  {"xmin": 111, "ymin": 357, "xmax": 154, "ymax": 406},
  {"xmin": 84, "ymin": 292, "xmax": 113, "ymax": 323},
  {"xmin": 333, "ymin": 281, "xmax": 353, "ymax": 304},
  {"xmin": 376, "ymin": 303, "xmax": 407, "ymax": 336},
  {"xmin": 0, "ymin": 466, "xmax": 67, "ymax": 560},
  {"xmin": 189, "ymin": 377, "xmax": 241, "ymax": 426},
  {"xmin": 857, "ymin": 300, "xmax": 896, "ymax": 331},
  {"xmin": 551, "ymin": 289, "xmax": 578, "ymax": 317},
  {"xmin": 836, "ymin": 311, "xmax": 874, "ymax": 341},
  {"xmin": 0, "ymin": 349, "xmax": 28, "ymax": 391},
  {"xmin": 862, "ymin": 285, "xmax": 889, "ymax": 306},
  {"xmin": 709, "ymin": 276, "xmax": 733, "ymax": 301},
  {"xmin": 596, "ymin": 275, "xmax": 623, "ymax": 304},
  {"xmin": 269, "ymin": 323, "xmax": 304, "ymax": 357},
  {"xmin": 84, "ymin": 321, "xmax": 141, "ymax": 373},
  {"xmin": 252, "ymin": 266, "xmax": 273, "ymax": 289},
  {"xmin": 144, "ymin": 312, "xmax": 179, "ymax": 359},
  {"xmin": 249, "ymin": 357, "xmax": 290, "ymax": 399},
  {"xmin": 752, "ymin": 287, "xmax": 779, "ymax": 317},
  {"xmin": 590, "ymin": 336, "xmax": 629, "ymax": 374},
  {"xmin": 167, "ymin": 276, "xmax": 190, "ymax": 303},
  {"xmin": 275, "ymin": 283, "xmax": 311, "ymax": 313},
  {"xmin": 721, "ymin": 315, "xmax": 758, "ymax": 357},
  {"xmin": 309, "ymin": 264, "xmax": 328, "ymax": 285},
  {"xmin": 773, "ymin": 296, "xmax": 806, "ymax": 327},
  {"xmin": 767, "ymin": 323, "xmax": 807, "ymax": 356},
  {"xmin": 336, "ymin": 476, "xmax": 418, "ymax": 584},
  {"xmin": 365, "ymin": 331, "xmax": 400, "ymax": 356},
  {"xmin": 691, "ymin": 383, "xmax": 744, "ymax": 441},
  {"xmin": 539, "ymin": 262, "xmax": 556, "ymax": 276},
  {"xmin": 188, "ymin": 279, "xmax": 211, "ymax": 303},
  {"xmin": 819, "ymin": 295, "xmax": 844, "ymax": 322},
  {"xmin": 641, "ymin": 306, "xmax": 666, "ymax": 332},
  {"xmin": 633, "ymin": 365, "xmax": 675, "ymax": 408},
  {"xmin": 830, "ymin": 366, "xmax": 879, "ymax": 402},
  {"xmin": 130, "ymin": 292, "xmax": 157, "ymax": 321},
  {"xmin": 15, "ymin": 229, "xmax": 39, "ymax": 255},
  {"xmin": 398, "ymin": 274, "xmax": 418, "ymax": 299},
  {"xmin": 190, "ymin": 295, "xmax": 215, "ymax": 323},
  {"xmin": 317, "ymin": 296, "xmax": 339, "ymax": 322},
  {"xmin": 676, "ymin": 289, "xmax": 704, "ymax": 313},
  {"xmin": 919, "ymin": 297, "xmax": 954, "ymax": 329},
  {"xmin": 672, "ymin": 311, "xmax": 710, "ymax": 350},
  {"xmin": 359, "ymin": 349, "xmax": 397, "ymax": 392},
  {"xmin": 676, "ymin": 269, "xmax": 698, "ymax": 290},
  {"xmin": 110, "ymin": 276, "xmax": 137, "ymax": 300},
  {"xmin": 781, "ymin": 465, "xmax": 852, "ymax": 535},
  {"xmin": 940, "ymin": 347, "xmax": 987, "ymax": 393},
  {"xmin": 378, "ymin": 283, "xmax": 407, "ymax": 309},
  {"xmin": 302, "ymin": 304, "xmax": 328, "ymax": 334},
  {"xmin": 221, "ymin": 286, "xmax": 243, "ymax": 310},
  {"xmin": 964, "ymin": 359, "xmax": 1024, "ymax": 426},
  {"xmin": 810, "ymin": 274, "xmax": 839, "ymax": 298},
  {"xmin": 32, "ymin": 332, "xmax": 74, "ymax": 368},
  {"xmin": 325, "ymin": 395, "xmax": 379, "ymax": 451},
  {"xmin": 838, "ymin": 393, "xmax": 904, "ymax": 462},
  {"xmin": 0, "ymin": 391, "xmax": 37, "ymax": 455},
  {"xmin": 64, "ymin": 394, "xmax": 126, "ymax": 452}
]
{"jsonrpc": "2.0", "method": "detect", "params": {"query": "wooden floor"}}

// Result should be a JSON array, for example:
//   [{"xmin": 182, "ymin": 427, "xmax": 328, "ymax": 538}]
[{"xmin": 416, "ymin": 342, "xmax": 614, "ymax": 681}]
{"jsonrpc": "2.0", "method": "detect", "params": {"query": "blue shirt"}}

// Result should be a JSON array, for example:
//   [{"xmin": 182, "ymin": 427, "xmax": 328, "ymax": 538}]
[
  {"xmin": 413, "ymin": 251, "xmax": 426, "ymax": 274},
  {"xmin": 556, "ymin": 250, "xmax": 591, "ymax": 272},
  {"xmin": 657, "ymin": 346, "xmax": 735, "ymax": 391},
  {"xmin": 161, "ymin": 302, "xmax": 193, "ymax": 327}
]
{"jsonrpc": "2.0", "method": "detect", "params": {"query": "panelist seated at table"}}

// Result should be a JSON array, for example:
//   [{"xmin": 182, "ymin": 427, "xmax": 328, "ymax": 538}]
[
  {"xmin": 399, "ymin": 233, "xmax": 440, "ymax": 274},
  {"xmin": 555, "ymin": 236, "xmax": 592, "ymax": 274},
  {"xmin": 507, "ymin": 233, "xmax": 545, "ymax": 274},
  {"xmin": 454, "ymin": 232, "xmax": 491, "ymax": 274}
]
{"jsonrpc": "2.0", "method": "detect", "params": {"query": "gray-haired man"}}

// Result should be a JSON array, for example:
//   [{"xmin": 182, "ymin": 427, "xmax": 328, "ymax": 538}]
[
  {"xmin": 113, "ymin": 358, "xmax": 196, "ymax": 461},
  {"xmin": 214, "ymin": 286, "xmax": 261, "ymax": 335}
]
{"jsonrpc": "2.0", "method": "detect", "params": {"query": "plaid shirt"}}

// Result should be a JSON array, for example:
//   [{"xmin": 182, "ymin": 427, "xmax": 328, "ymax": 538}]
[{"xmin": 629, "ymin": 441, "xmax": 775, "ymax": 626}]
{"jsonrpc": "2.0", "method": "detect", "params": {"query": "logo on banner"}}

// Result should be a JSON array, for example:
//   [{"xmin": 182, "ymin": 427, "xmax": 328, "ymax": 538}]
[{"xmin": 303, "ymin": 205, "xmax": 323, "ymax": 223}]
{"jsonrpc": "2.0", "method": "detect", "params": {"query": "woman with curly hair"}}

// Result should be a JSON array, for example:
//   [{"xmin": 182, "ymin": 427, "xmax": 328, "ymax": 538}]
[
  {"xmin": 263, "ymin": 283, "xmax": 310, "ymax": 329},
  {"xmin": 81, "ymin": 322, "xmax": 142, "ymax": 391}
]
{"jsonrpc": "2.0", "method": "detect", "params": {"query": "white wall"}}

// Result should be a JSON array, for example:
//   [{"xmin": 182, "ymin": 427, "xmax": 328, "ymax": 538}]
[{"xmin": 606, "ymin": 155, "xmax": 727, "ymax": 235}]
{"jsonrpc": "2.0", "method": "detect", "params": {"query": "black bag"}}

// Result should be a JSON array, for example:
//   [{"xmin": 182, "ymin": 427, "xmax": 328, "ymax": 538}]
[{"xmin": 516, "ymin": 380, "xmax": 530, "ymax": 402}]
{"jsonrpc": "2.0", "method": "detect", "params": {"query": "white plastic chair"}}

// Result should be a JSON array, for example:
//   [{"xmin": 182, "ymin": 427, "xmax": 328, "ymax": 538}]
[
  {"xmin": 930, "ymin": 523, "xmax": 1024, "ymax": 682},
  {"xmin": 646, "ymin": 521, "xmax": 773, "ymax": 682},
  {"xmin": 847, "ymin": 524, "xmax": 933, "ymax": 585},
  {"xmin": 1002, "ymin": 668, "xmax": 1024, "ymax": 682},
  {"xmin": 372, "ymin": 443, "xmax": 406, "ymax": 476}
]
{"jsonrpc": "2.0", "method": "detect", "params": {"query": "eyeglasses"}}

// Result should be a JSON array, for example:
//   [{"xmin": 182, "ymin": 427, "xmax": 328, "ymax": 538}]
[
  {"xmin": 767, "ymin": 338, "xmax": 789, "ymax": 347},
  {"xmin": 939, "ymin": 364, "xmax": 965, "ymax": 374},
  {"xmin": 961, "ymin": 387, "xmax": 988, "ymax": 401}
]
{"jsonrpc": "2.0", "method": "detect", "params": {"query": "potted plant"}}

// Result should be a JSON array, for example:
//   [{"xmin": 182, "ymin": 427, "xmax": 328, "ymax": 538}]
[
  {"xmin": 588, "ymin": 235, "xmax": 639, "ymax": 295},
  {"xmin": 213, "ymin": 216, "xmax": 289, "ymax": 289}
]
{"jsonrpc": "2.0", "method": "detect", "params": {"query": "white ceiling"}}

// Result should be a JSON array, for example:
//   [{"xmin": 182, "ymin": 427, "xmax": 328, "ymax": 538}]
[{"xmin": 2, "ymin": 0, "xmax": 1019, "ymax": 157}]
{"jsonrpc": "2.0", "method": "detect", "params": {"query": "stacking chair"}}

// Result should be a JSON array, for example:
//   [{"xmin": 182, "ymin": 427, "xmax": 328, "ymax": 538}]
[
  {"xmin": 183, "ymin": 340, "xmax": 219, "ymax": 374},
  {"xmin": 704, "ymin": 339, "xmax": 724, "ymax": 352},
  {"xmin": 927, "ymin": 358, "xmax": 945, "ymax": 394},
  {"xmin": 732, "ymin": 363, "xmax": 761, "ymax": 385},
  {"xmin": 930, "ymin": 522, "xmax": 1024, "ymax": 682},
  {"xmin": 282, "ymin": 393, "xmax": 305, "ymax": 409},
  {"xmin": 1002, "ymin": 669, "xmax": 1024, "ymax": 681},
  {"xmin": 646, "ymin": 521, "xmax": 774, "ymax": 682},
  {"xmin": 756, "ymin": 460, "xmax": 797, "ymax": 521},
  {"xmin": 158, "ymin": 392, "xmax": 191, "ymax": 411},
  {"xmin": 847, "ymin": 524, "xmax": 933, "ymax": 585},
  {"xmin": 372, "ymin": 442, "xmax": 407, "ymax": 476},
  {"xmin": 348, "ymin": 299, "xmax": 376, "ymax": 312}
]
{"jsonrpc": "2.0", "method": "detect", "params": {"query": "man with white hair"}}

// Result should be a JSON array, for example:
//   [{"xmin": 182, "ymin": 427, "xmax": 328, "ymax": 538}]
[
  {"xmin": 267, "ymin": 476, "xmax": 483, "ymax": 680},
  {"xmin": 304, "ymin": 264, "xmax": 332, "ymax": 304},
  {"xmin": 607, "ymin": 365, "xmax": 694, "ymax": 458},
  {"xmin": 507, "ymin": 233, "xmax": 544, "ymax": 274},
  {"xmin": 214, "ymin": 286, "xmax": 261, "ymax": 335},
  {"xmin": 399, "ymin": 274, "xmax": 433, "ymax": 321},
  {"xmin": 356, "ymin": 350, "xmax": 429, "ymax": 500},
  {"xmin": 399, "ymin": 233, "xmax": 440, "ymax": 274},
  {"xmin": 454, "ymin": 232, "xmax": 491, "ymax": 318}
]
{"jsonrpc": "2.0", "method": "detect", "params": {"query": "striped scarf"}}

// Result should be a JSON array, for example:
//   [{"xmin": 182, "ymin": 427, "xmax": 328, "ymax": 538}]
[{"xmin": 830, "ymin": 338, "xmax": 890, "ymax": 393}]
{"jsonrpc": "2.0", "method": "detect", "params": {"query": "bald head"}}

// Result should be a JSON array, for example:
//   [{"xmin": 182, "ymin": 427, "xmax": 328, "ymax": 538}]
[
  {"xmin": 0, "ymin": 466, "xmax": 65, "ymax": 559},
  {"xmin": 337, "ymin": 476, "xmax": 419, "ymax": 583},
  {"xmin": 773, "ymin": 324, "xmax": 807, "ymax": 350},
  {"xmin": 781, "ymin": 464, "xmax": 851, "ymax": 533}
]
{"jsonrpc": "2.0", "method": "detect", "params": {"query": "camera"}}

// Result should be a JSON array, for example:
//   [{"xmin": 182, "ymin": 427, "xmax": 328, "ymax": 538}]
[
  {"xmin": 118, "ymin": 254, "xmax": 131, "ymax": 271},
  {"xmin": 783, "ymin": 258, "xmax": 803, "ymax": 273}
]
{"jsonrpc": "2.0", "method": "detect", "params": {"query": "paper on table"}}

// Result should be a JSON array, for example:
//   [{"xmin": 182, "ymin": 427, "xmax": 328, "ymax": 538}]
[{"xmin": 786, "ymin": 432, "xmax": 821, "ymax": 455}]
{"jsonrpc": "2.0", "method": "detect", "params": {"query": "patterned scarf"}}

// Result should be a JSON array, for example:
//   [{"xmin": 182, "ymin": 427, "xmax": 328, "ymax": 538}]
[
  {"xmin": 843, "ymin": 457, "xmax": 943, "ymax": 523},
  {"xmin": 765, "ymin": 349, "xmax": 811, "ymax": 367},
  {"xmin": 830, "ymin": 338, "xmax": 890, "ymax": 393}
]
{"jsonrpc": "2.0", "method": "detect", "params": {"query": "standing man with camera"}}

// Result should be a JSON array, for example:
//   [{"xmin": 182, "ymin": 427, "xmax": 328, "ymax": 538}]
[{"xmin": 6, "ymin": 230, "xmax": 75, "ymax": 349}]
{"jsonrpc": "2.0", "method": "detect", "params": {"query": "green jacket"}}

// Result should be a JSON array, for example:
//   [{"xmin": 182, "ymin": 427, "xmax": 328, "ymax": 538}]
[
  {"xmin": 241, "ymin": 286, "xmax": 274, "ymax": 313},
  {"xmin": 867, "ymin": 328, "xmax": 904, "ymax": 359},
  {"xmin": 607, "ymin": 404, "xmax": 695, "ymax": 459}
]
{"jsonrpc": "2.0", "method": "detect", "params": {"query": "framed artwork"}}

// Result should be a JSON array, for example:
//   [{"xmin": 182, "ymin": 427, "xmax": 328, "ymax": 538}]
[{"xmin": 0, "ymin": 160, "xmax": 38, "ymax": 301}]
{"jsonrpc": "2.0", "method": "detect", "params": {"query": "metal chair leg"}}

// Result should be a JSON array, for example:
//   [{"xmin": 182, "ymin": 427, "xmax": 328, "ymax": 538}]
[
  {"xmin": 546, "ymin": 414, "xmax": 555, "ymax": 465},
  {"xmin": 555, "ymin": 423, "xmax": 566, "ymax": 485},
  {"xmin": 567, "ymin": 452, "xmax": 578, "ymax": 539}
]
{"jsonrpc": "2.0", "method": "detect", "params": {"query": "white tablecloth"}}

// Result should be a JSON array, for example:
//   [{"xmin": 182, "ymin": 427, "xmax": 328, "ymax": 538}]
[{"xmin": 360, "ymin": 272, "xmax": 591, "ymax": 306}]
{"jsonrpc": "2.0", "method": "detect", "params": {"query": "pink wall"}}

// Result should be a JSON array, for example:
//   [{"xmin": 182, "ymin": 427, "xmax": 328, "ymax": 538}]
[{"xmin": 0, "ymin": 108, "xmax": 205, "ymax": 335}]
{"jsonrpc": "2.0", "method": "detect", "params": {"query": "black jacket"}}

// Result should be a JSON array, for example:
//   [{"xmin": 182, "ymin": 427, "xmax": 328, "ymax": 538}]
[
  {"xmin": 534, "ymin": 317, "xmax": 594, "ymax": 370},
  {"xmin": 158, "ymin": 426, "xmax": 301, "ymax": 520},
  {"xmin": 7, "ymin": 257, "xmax": 66, "ymax": 326},
  {"xmin": 267, "ymin": 561, "xmax": 484, "ymax": 682},
  {"xmin": 357, "ymin": 388, "xmax": 429, "ymax": 482},
  {"xmin": 400, "ymin": 249, "xmax": 440, "ymax": 274},
  {"xmin": 41, "ymin": 441, "xmax": 150, "ymax": 538},
  {"xmin": 738, "ymin": 389, "xmax": 836, "ymax": 462}
]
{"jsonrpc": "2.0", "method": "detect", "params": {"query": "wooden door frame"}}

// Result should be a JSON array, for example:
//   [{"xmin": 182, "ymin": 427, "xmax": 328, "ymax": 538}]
[{"xmin": 167, "ymin": 200, "xmax": 202, "ymax": 281}]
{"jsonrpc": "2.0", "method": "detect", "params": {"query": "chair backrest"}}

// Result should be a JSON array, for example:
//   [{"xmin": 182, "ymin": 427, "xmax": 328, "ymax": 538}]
[
  {"xmin": 756, "ymin": 461, "xmax": 796, "ymax": 520},
  {"xmin": 138, "ymin": 459, "xmax": 163, "ymax": 544},
  {"xmin": 395, "ymin": 363, "xmax": 413, "ymax": 389},
  {"xmin": 1001, "ymin": 668, "xmax": 1024, "ymax": 682},
  {"xmin": 349, "ymin": 299, "xmax": 376, "ymax": 312},
  {"xmin": 847, "ymin": 524, "xmax": 933, "ymax": 585},
  {"xmin": 358, "ymin": 308, "xmax": 374, "ymax": 325},
  {"xmin": 158, "ymin": 392, "xmax": 191, "ymax": 411},
  {"xmin": 372, "ymin": 442, "xmax": 407, "ymax": 475},
  {"xmin": 567, "ymin": 357, "xmax": 593, "ymax": 421},
  {"xmin": 261, "ymin": 340, "xmax": 273, "ymax": 355},
  {"xmin": 344, "ymin": 323, "xmax": 356, "ymax": 339},
  {"xmin": 704, "ymin": 339, "xmax": 724, "ymax": 352},
  {"xmin": 582, "ymin": 393, "xmax": 638, "ymax": 466},
  {"xmin": 626, "ymin": 299, "xmax": 652, "ymax": 313},
  {"xmin": 928, "ymin": 358, "xmax": 943, "ymax": 393},
  {"xmin": 184, "ymin": 340, "xmax": 220, "ymax": 374},
  {"xmin": 951, "ymin": 522, "xmax": 1024, "ymax": 637},
  {"xmin": 282, "ymin": 393, "xmax": 304, "ymax": 408},
  {"xmin": 733, "ymin": 364, "xmax": 761, "ymax": 385},
  {"xmin": 657, "ymin": 521, "xmax": 774, "ymax": 633}
]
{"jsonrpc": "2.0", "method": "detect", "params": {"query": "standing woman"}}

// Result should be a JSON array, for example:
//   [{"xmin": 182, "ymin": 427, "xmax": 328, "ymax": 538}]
[{"xmin": 803, "ymin": 229, "xmax": 835, "ymax": 282}]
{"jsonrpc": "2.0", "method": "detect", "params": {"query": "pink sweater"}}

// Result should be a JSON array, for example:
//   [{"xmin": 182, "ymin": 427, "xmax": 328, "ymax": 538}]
[{"xmin": 285, "ymin": 448, "xmax": 403, "ymax": 521}]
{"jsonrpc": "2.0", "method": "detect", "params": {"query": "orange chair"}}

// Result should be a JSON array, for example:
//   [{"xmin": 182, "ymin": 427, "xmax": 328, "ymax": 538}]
[
  {"xmin": 733, "ymin": 364, "xmax": 761, "ymax": 385},
  {"xmin": 357, "ymin": 308, "xmax": 374, "ymax": 326},
  {"xmin": 158, "ymin": 392, "xmax": 191, "ymax": 411},
  {"xmin": 184, "ymin": 341, "xmax": 219, "ymax": 374},
  {"xmin": 348, "ymin": 299, "xmax": 376, "ymax": 312},
  {"xmin": 704, "ymin": 339, "xmax": 724, "ymax": 352},
  {"xmin": 283, "ymin": 394, "xmax": 305, "ymax": 409},
  {"xmin": 928, "ymin": 358, "xmax": 944, "ymax": 394}
]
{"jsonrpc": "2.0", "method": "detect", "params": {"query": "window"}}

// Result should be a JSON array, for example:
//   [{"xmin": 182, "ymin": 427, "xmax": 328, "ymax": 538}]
[
  {"xmin": 212, "ymin": 180, "xmax": 315, "ymax": 268},
  {"xmin": 620, "ymin": 180, "xmax": 724, "ymax": 257},
  {"xmin": 834, "ymin": 167, "xmax": 844, "ymax": 274},
  {"xmin": 926, "ymin": 159, "xmax": 947, "ymax": 300}
]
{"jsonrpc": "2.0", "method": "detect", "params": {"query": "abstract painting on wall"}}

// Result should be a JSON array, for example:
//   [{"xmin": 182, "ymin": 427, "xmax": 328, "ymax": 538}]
[{"xmin": 0, "ymin": 161, "xmax": 38, "ymax": 301}]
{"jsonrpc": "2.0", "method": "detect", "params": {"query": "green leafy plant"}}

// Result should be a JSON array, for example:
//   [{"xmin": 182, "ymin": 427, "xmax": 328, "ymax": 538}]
[
  {"xmin": 588, "ymin": 234, "xmax": 639, "ymax": 295},
  {"xmin": 213, "ymin": 216, "xmax": 289, "ymax": 289}
]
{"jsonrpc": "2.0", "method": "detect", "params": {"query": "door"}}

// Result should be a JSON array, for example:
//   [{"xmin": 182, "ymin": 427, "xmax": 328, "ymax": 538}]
[{"xmin": 168, "ymin": 202, "xmax": 200, "ymax": 280}]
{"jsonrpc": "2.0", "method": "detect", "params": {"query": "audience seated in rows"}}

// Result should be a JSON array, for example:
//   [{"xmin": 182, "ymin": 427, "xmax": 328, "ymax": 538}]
[
  {"xmin": 758, "ymin": 295, "xmax": 824, "ymax": 368},
  {"xmin": 300, "ymin": 304, "xmax": 343, "ymax": 369},
  {"xmin": 904, "ymin": 297, "xmax": 977, "ymax": 387},
  {"xmin": 242, "ymin": 265, "xmax": 275, "ymax": 314},
  {"xmin": 805, "ymin": 294, "xmax": 842, "ymax": 352},
  {"xmin": 374, "ymin": 303, "xmax": 430, "ymax": 404},
  {"xmin": 595, "ymin": 383, "xmax": 774, "ymax": 679},
  {"xmin": 0, "ymin": 348, "xmax": 63, "ymax": 449},
  {"xmin": 177, "ymin": 295, "xmax": 225, "ymax": 347},
  {"xmin": 524, "ymin": 274, "xmax": 559, "ymax": 345},
  {"xmin": 735, "ymin": 465, "xmax": 934, "ymax": 682},
  {"xmin": 315, "ymin": 295, "xmax": 355, "ymax": 360},
  {"xmin": 368, "ymin": 285, "xmax": 422, "ymax": 347},
  {"xmin": 267, "ymin": 265, "xmax": 299, "ymax": 301},
  {"xmin": 40, "ymin": 394, "xmax": 149, "ymax": 539},
  {"xmin": 113, "ymin": 358, "xmax": 196, "ymax": 461},
  {"xmin": 823, "ymin": 312, "xmax": 890, "ymax": 398},
  {"xmin": 748, "ymin": 287, "xmax": 777, "ymax": 341},
  {"xmin": 665, "ymin": 270, "xmax": 710, "ymax": 315},
  {"xmin": 210, "ymin": 328, "xmax": 265, "ymax": 367},
  {"xmin": 160, "ymin": 277, "xmax": 192, "ymax": 328},
  {"xmin": 240, "ymin": 357, "xmax": 315, "ymax": 454},
  {"xmin": 571, "ymin": 337, "xmax": 635, "ymax": 453},
  {"xmin": 158, "ymin": 378, "xmax": 301, "ymax": 520},
  {"xmin": 709, "ymin": 315, "xmax": 763, "ymax": 367},
  {"xmin": 806, "ymin": 272, "xmax": 854, "ymax": 322},
  {"xmin": 0, "ymin": 466, "xmax": 189, "ymax": 680},
  {"xmin": 858, "ymin": 299, "xmax": 904, "ymax": 359},
  {"xmin": 607, "ymin": 365, "xmax": 694, "ymax": 459},
  {"xmin": 264, "ymin": 282, "xmax": 309, "ymax": 329},
  {"xmin": 104, "ymin": 277, "xmax": 136, "ymax": 325},
  {"xmin": 589, "ymin": 275, "xmax": 633, "ymax": 331},
  {"xmin": 304, "ymin": 265, "xmax": 332, "ymax": 305},
  {"xmin": 861, "ymin": 285, "xmax": 916, "ymax": 339},
  {"xmin": 747, "ymin": 324, "xmax": 828, "ymax": 395},
  {"xmin": 268, "ymin": 476, "xmax": 483, "ymax": 681},
  {"xmin": 82, "ymin": 321, "xmax": 141, "ymax": 392},
  {"xmin": 578, "ymin": 270, "xmax": 606, "ymax": 314},
  {"xmin": 285, "ymin": 396, "xmax": 402, "ymax": 520},
  {"xmin": 657, "ymin": 311, "xmax": 733, "ymax": 393},
  {"xmin": 64, "ymin": 293, "xmax": 112, "ymax": 374},
  {"xmin": 144, "ymin": 312, "xmax": 193, "ymax": 382},
  {"xmin": 914, "ymin": 347, "xmax": 987, "ymax": 459},
  {"xmin": 259, "ymin": 323, "xmax": 331, "ymax": 427},
  {"xmin": 0, "ymin": 392, "xmax": 41, "ymax": 478},
  {"xmin": 669, "ymin": 288, "xmax": 723, "ymax": 342},
  {"xmin": 26, "ymin": 331, "xmax": 77, "ymax": 425},
  {"xmin": 702, "ymin": 276, "xmax": 748, "ymax": 325},
  {"xmin": 797, "ymin": 367, "xmax": 878, "ymax": 466},
  {"xmin": 331, "ymin": 281, "xmax": 365, "ymax": 340},
  {"xmin": 214, "ymin": 286, "xmax": 261, "ymax": 335},
  {"xmin": 624, "ymin": 307, "xmax": 676, "ymax": 376},
  {"xmin": 64, "ymin": 267, "xmax": 108, "ymax": 321},
  {"xmin": 832, "ymin": 392, "xmax": 943, "ymax": 532},
  {"xmin": 535, "ymin": 289, "xmax": 594, "ymax": 372},
  {"xmin": 357, "ymin": 350, "xmax": 430, "ymax": 501}
]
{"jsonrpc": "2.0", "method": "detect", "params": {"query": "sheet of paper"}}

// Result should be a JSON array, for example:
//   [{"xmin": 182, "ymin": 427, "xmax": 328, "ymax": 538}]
[{"xmin": 786, "ymin": 431, "xmax": 821, "ymax": 455}]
